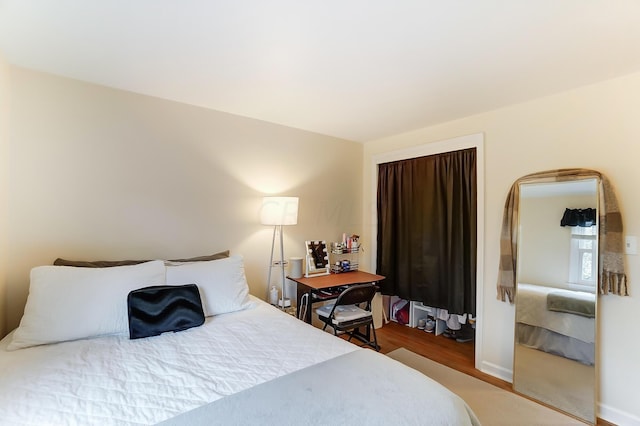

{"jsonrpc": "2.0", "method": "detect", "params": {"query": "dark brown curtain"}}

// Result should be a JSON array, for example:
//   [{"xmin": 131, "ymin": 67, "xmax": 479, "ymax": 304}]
[{"xmin": 376, "ymin": 148, "xmax": 476, "ymax": 315}]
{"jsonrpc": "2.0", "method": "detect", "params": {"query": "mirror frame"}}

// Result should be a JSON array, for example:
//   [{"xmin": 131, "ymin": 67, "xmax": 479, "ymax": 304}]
[
  {"xmin": 304, "ymin": 240, "xmax": 330, "ymax": 277},
  {"xmin": 513, "ymin": 178, "xmax": 598, "ymax": 424}
]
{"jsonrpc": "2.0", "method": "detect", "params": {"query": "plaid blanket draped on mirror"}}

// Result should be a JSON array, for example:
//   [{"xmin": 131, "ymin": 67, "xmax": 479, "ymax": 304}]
[{"xmin": 497, "ymin": 168, "xmax": 628, "ymax": 303}]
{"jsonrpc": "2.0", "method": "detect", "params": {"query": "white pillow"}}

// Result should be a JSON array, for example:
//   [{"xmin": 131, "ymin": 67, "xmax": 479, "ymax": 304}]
[
  {"xmin": 8, "ymin": 260, "xmax": 166, "ymax": 351},
  {"xmin": 166, "ymin": 255, "xmax": 251, "ymax": 316}
]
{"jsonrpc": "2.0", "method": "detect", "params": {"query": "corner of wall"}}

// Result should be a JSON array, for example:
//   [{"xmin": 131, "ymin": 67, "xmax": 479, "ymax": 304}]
[{"xmin": 0, "ymin": 51, "xmax": 10, "ymax": 337}]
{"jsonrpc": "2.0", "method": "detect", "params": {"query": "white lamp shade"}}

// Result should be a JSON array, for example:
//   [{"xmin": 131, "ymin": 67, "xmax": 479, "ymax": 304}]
[{"xmin": 260, "ymin": 197, "xmax": 299, "ymax": 225}]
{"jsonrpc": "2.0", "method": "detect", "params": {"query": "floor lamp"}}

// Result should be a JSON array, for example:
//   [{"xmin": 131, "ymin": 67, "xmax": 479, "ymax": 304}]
[{"xmin": 261, "ymin": 196, "xmax": 298, "ymax": 309}]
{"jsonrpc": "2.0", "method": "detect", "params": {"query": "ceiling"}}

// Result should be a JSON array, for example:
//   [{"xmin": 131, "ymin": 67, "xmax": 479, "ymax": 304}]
[
  {"xmin": 1, "ymin": 1, "xmax": 640, "ymax": 142},
  {"xmin": 521, "ymin": 179, "xmax": 597, "ymax": 198}
]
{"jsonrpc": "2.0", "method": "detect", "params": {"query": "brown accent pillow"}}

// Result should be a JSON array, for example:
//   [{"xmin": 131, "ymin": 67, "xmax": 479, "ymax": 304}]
[
  {"xmin": 52, "ymin": 258, "xmax": 149, "ymax": 268},
  {"xmin": 166, "ymin": 251, "xmax": 229, "ymax": 263},
  {"xmin": 53, "ymin": 250, "xmax": 230, "ymax": 267}
]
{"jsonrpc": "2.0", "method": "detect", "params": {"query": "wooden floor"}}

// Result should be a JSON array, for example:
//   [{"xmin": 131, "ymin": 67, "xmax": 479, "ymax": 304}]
[{"xmin": 371, "ymin": 321, "xmax": 513, "ymax": 392}]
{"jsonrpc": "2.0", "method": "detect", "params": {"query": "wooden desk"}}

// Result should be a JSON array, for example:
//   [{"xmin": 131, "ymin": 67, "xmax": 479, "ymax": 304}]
[{"xmin": 288, "ymin": 270, "xmax": 385, "ymax": 324}]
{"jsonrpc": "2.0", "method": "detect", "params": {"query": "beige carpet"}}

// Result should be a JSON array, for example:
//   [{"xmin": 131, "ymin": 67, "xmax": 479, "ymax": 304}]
[{"xmin": 387, "ymin": 348, "xmax": 585, "ymax": 425}]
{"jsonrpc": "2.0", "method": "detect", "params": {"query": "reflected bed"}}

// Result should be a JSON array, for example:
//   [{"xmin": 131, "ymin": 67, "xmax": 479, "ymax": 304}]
[{"xmin": 516, "ymin": 283, "xmax": 595, "ymax": 365}]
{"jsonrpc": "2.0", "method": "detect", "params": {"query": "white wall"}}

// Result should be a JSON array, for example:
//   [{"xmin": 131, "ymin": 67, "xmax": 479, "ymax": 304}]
[
  {"xmin": 0, "ymin": 52, "xmax": 10, "ymax": 335},
  {"xmin": 363, "ymin": 71, "xmax": 640, "ymax": 424},
  {"xmin": 4, "ymin": 67, "xmax": 363, "ymax": 335}
]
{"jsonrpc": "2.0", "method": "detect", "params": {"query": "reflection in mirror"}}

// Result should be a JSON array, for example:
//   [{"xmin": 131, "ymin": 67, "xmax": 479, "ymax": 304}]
[{"xmin": 514, "ymin": 179, "xmax": 597, "ymax": 424}]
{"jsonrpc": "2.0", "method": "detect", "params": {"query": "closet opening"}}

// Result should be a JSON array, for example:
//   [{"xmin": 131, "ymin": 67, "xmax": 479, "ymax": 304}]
[{"xmin": 370, "ymin": 133, "xmax": 484, "ymax": 370}]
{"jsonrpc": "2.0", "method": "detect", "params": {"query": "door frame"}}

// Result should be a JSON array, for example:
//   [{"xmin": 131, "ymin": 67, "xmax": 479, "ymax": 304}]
[{"xmin": 370, "ymin": 132, "xmax": 485, "ymax": 370}]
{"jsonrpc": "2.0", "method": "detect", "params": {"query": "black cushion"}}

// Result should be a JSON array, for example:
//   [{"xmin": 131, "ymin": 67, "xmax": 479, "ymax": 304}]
[{"xmin": 127, "ymin": 284, "xmax": 205, "ymax": 339}]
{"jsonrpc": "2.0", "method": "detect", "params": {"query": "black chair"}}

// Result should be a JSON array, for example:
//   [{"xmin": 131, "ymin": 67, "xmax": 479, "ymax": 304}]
[{"xmin": 316, "ymin": 283, "xmax": 379, "ymax": 351}]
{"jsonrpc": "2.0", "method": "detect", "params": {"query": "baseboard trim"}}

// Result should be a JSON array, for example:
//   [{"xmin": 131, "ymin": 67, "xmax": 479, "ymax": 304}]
[
  {"xmin": 599, "ymin": 403, "xmax": 640, "ymax": 426},
  {"xmin": 479, "ymin": 360, "xmax": 512, "ymax": 383}
]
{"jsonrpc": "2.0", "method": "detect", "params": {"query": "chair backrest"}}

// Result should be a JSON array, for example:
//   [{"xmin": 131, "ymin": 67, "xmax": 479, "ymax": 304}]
[{"xmin": 334, "ymin": 283, "xmax": 377, "ymax": 309}]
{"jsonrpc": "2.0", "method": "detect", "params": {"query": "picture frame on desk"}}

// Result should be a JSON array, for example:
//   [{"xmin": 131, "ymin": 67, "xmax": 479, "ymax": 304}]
[{"xmin": 304, "ymin": 240, "xmax": 330, "ymax": 277}]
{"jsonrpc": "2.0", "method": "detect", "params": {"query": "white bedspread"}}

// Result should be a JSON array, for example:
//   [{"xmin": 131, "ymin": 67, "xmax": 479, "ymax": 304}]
[
  {"xmin": 0, "ymin": 298, "xmax": 356, "ymax": 425},
  {"xmin": 516, "ymin": 283, "xmax": 595, "ymax": 344},
  {"xmin": 160, "ymin": 349, "xmax": 480, "ymax": 426}
]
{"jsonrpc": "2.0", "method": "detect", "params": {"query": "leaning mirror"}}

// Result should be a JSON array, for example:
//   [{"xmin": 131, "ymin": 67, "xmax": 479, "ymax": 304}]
[
  {"xmin": 513, "ymin": 179, "xmax": 598, "ymax": 424},
  {"xmin": 304, "ymin": 240, "xmax": 330, "ymax": 277}
]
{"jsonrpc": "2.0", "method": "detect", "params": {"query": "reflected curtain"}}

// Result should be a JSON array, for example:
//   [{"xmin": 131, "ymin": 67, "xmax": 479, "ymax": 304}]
[
  {"xmin": 560, "ymin": 208, "xmax": 597, "ymax": 227},
  {"xmin": 376, "ymin": 148, "xmax": 476, "ymax": 315}
]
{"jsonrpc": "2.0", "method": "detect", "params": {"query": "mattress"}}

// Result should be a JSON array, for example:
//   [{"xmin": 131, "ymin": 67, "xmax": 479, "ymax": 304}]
[
  {"xmin": 0, "ymin": 297, "xmax": 357, "ymax": 425},
  {"xmin": 516, "ymin": 283, "xmax": 595, "ymax": 343}
]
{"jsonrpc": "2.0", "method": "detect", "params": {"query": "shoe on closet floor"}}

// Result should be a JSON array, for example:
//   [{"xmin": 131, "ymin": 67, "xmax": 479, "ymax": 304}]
[
  {"xmin": 423, "ymin": 318, "xmax": 436, "ymax": 333},
  {"xmin": 455, "ymin": 325, "xmax": 475, "ymax": 343},
  {"xmin": 442, "ymin": 328, "xmax": 460, "ymax": 339}
]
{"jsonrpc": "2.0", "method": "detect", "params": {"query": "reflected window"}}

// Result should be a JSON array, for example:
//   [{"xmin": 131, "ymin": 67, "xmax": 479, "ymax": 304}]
[{"xmin": 569, "ymin": 225, "xmax": 597, "ymax": 288}]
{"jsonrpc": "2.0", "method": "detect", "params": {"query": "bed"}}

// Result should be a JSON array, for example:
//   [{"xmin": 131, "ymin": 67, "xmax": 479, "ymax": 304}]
[
  {"xmin": 516, "ymin": 283, "xmax": 595, "ymax": 365},
  {"xmin": 0, "ymin": 255, "xmax": 479, "ymax": 425}
]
